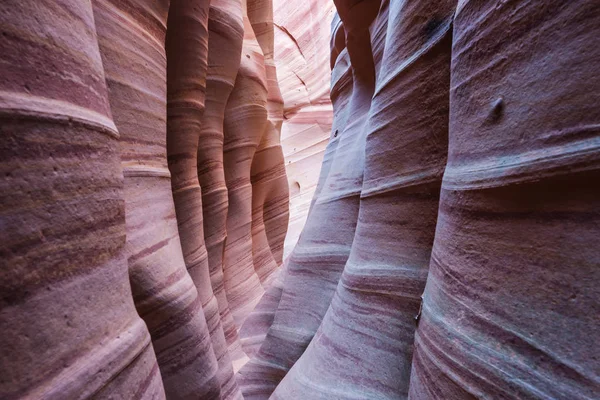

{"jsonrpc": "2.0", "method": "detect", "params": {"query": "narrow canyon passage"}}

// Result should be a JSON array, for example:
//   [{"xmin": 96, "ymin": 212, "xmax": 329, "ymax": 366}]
[{"xmin": 1, "ymin": 0, "xmax": 599, "ymax": 399}]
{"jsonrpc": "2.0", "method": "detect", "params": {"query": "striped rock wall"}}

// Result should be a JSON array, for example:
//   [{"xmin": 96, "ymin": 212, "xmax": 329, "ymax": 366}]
[
  {"xmin": 273, "ymin": 0, "xmax": 336, "ymax": 258},
  {"xmin": 2, "ymin": 0, "xmax": 288, "ymax": 398},
  {"xmin": 408, "ymin": 1, "xmax": 600, "ymax": 398},
  {"xmin": 239, "ymin": 0, "xmax": 600, "ymax": 399},
  {"xmin": 93, "ymin": 0, "xmax": 222, "ymax": 397},
  {"xmin": 0, "ymin": 1, "xmax": 165, "ymax": 397},
  {"xmin": 199, "ymin": 0, "xmax": 247, "ymax": 372},
  {"xmin": 2, "ymin": 0, "xmax": 599, "ymax": 399}
]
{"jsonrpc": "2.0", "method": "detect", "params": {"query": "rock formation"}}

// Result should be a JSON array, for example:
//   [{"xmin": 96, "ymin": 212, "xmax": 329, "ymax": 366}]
[
  {"xmin": 273, "ymin": 0, "xmax": 336, "ymax": 257},
  {"xmin": 165, "ymin": 0, "xmax": 241, "ymax": 397},
  {"xmin": 93, "ymin": 0, "xmax": 221, "ymax": 397},
  {"xmin": 237, "ymin": 0, "xmax": 384, "ymax": 395},
  {"xmin": 272, "ymin": 0, "xmax": 456, "ymax": 397},
  {"xmin": 248, "ymin": 0, "xmax": 289, "ymax": 281},
  {"xmin": 241, "ymin": 0, "xmax": 600, "ymax": 398},
  {"xmin": 408, "ymin": 1, "xmax": 600, "ymax": 398},
  {"xmin": 222, "ymin": 1, "xmax": 269, "ymax": 329},
  {"xmin": 199, "ymin": 0, "xmax": 247, "ymax": 370},
  {"xmin": 2, "ymin": 0, "xmax": 599, "ymax": 399},
  {"xmin": 0, "ymin": 0, "xmax": 165, "ymax": 397}
]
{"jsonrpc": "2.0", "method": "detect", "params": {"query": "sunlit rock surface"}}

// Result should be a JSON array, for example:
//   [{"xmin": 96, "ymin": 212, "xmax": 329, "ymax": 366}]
[
  {"xmin": 273, "ymin": 0, "xmax": 336, "ymax": 257},
  {"xmin": 2, "ymin": 0, "xmax": 599, "ymax": 399}
]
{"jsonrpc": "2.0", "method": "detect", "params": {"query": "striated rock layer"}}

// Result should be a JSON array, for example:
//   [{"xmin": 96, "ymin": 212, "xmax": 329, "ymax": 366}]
[
  {"xmin": 166, "ymin": 0, "xmax": 241, "ymax": 397},
  {"xmin": 222, "ymin": 1, "xmax": 268, "ymax": 329},
  {"xmin": 248, "ymin": 0, "xmax": 289, "ymax": 284},
  {"xmin": 409, "ymin": 1, "xmax": 600, "ymax": 398},
  {"xmin": 93, "ymin": 0, "xmax": 221, "ymax": 397},
  {"xmin": 199, "ymin": 0, "xmax": 247, "ymax": 369},
  {"xmin": 273, "ymin": 0, "xmax": 336, "ymax": 257},
  {"xmin": 2, "ymin": 0, "xmax": 288, "ymax": 397},
  {"xmin": 0, "ymin": 1, "xmax": 165, "ymax": 397},
  {"xmin": 3, "ymin": 0, "xmax": 600, "ymax": 398},
  {"xmin": 240, "ymin": 0, "xmax": 600, "ymax": 399},
  {"xmin": 273, "ymin": 0, "xmax": 456, "ymax": 397},
  {"xmin": 238, "ymin": 0, "xmax": 385, "ymax": 396}
]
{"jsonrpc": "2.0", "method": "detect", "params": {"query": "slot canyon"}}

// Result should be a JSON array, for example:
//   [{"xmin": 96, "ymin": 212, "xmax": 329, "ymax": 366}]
[{"xmin": 1, "ymin": 0, "xmax": 599, "ymax": 399}]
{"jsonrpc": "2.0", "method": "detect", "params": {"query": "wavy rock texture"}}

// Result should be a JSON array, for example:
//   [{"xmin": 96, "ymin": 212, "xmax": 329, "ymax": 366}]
[
  {"xmin": 240, "ymin": 0, "xmax": 599, "ymax": 399},
  {"xmin": 222, "ymin": 2, "xmax": 268, "ymax": 329},
  {"xmin": 272, "ymin": 0, "xmax": 456, "ymax": 398},
  {"xmin": 165, "ymin": 1, "xmax": 242, "ymax": 398},
  {"xmin": 274, "ymin": 0, "xmax": 336, "ymax": 257},
  {"xmin": 237, "ymin": 1, "xmax": 385, "ymax": 397},
  {"xmin": 4, "ymin": 0, "xmax": 600, "ymax": 398},
  {"xmin": 93, "ymin": 0, "xmax": 221, "ymax": 398},
  {"xmin": 199, "ymin": 0, "xmax": 247, "ymax": 370},
  {"xmin": 236, "ymin": 0, "xmax": 290, "ymax": 360},
  {"xmin": 409, "ymin": 1, "xmax": 600, "ymax": 398},
  {"xmin": 248, "ymin": 0, "xmax": 289, "ymax": 284},
  {"xmin": 0, "ymin": 1, "xmax": 165, "ymax": 398},
  {"xmin": 236, "ymin": 0, "xmax": 336, "ymax": 364}
]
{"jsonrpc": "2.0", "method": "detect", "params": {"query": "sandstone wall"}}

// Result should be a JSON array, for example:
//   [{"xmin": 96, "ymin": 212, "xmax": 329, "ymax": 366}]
[
  {"xmin": 273, "ymin": 0, "xmax": 336, "ymax": 257},
  {"xmin": 240, "ymin": 0, "xmax": 600, "ymax": 399},
  {"xmin": 1, "ymin": 0, "xmax": 288, "ymax": 398},
  {"xmin": 2, "ymin": 0, "xmax": 599, "ymax": 399}
]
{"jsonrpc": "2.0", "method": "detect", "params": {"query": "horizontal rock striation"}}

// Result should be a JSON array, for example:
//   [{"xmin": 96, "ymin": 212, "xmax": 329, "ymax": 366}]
[
  {"xmin": 3, "ymin": 0, "xmax": 599, "ymax": 398},
  {"xmin": 166, "ymin": 0, "xmax": 241, "ymax": 397},
  {"xmin": 237, "ymin": 1, "xmax": 385, "ymax": 397},
  {"xmin": 274, "ymin": 0, "xmax": 336, "ymax": 257},
  {"xmin": 94, "ymin": 0, "xmax": 221, "ymax": 397},
  {"xmin": 199, "ymin": 0, "xmax": 247, "ymax": 371},
  {"xmin": 0, "ymin": 0, "xmax": 165, "ymax": 397},
  {"xmin": 409, "ymin": 1, "xmax": 600, "ymax": 398},
  {"xmin": 272, "ymin": 0, "xmax": 456, "ymax": 397}
]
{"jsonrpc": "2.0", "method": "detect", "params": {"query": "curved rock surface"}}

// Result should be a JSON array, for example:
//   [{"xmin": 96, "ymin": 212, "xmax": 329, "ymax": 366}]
[
  {"xmin": 2, "ymin": 0, "xmax": 599, "ymax": 398},
  {"xmin": 273, "ymin": 0, "xmax": 456, "ymax": 397},
  {"xmin": 237, "ymin": 1, "xmax": 385, "ymax": 396},
  {"xmin": 273, "ymin": 0, "xmax": 336, "ymax": 257},
  {"xmin": 248, "ymin": 0, "xmax": 289, "ymax": 287},
  {"xmin": 222, "ymin": 3, "xmax": 268, "ymax": 329},
  {"xmin": 199, "ymin": 0, "xmax": 247, "ymax": 370},
  {"xmin": 240, "ymin": 0, "xmax": 599, "ymax": 398},
  {"xmin": 409, "ymin": 1, "xmax": 600, "ymax": 398},
  {"xmin": 166, "ymin": 0, "xmax": 241, "ymax": 397},
  {"xmin": 93, "ymin": 0, "xmax": 222, "ymax": 397},
  {"xmin": 0, "ymin": 1, "xmax": 165, "ymax": 397}
]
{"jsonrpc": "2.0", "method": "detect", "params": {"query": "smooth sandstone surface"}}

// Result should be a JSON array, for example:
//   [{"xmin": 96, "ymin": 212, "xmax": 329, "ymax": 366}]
[
  {"xmin": 222, "ymin": 4, "xmax": 269, "ymax": 330},
  {"xmin": 238, "ymin": 1, "xmax": 384, "ymax": 396},
  {"xmin": 166, "ymin": 0, "xmax": 241, "ymax": 397},
  {"xmin": 94, "ymin": 0, "xmax": 221, "ymax": 397},
  {"xmin": 273, "ymin": 0, "xmax": 456, "ymax": 398},
  {"xmin": 199, "ymin": 0, "xmax": 247, "ymax": 370},
  {"xmin": 1, "ymin": 1, "xmax": 165, "ymax": 398},
  {"xmin": 409, "ymin": 1, "xmax": 600, "ymax": 398},
  {"xmin": 274, "ymin": 0, "xmax": 336, "ymax": 258},
  {"xmin": 2, "ymin": 0, "xmax": 599, "ymax": 399}
]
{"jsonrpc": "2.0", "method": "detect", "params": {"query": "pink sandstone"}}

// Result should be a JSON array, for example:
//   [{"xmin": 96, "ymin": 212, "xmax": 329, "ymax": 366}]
[
  {"xmin": 166, "ymin": 0, "xmax": 241, "ymax": 397},
  {"xmin": 273, "ymin": 0, "xmax": 336, "ymax": 257},
  {"xmin": 409, "ymin": 1, "xmax": 600, "ymax": 398},
  {"xmin": 199, "ymin": 0, "xmax": 248, "ymax": 369},
  {"xmin": 93, "ymin": 0, "xmax": 221, "ymax": 397},
  {"xmin": 2, "ymin": 0, "xmax": 599, "ymax": 398},
  {"xmin": 0, "ymin": 0, "xmax": 165, "ymax": 397},
  {"xmin": 222, "ymin": 2, "xmax": 268, "ymax": 330}
]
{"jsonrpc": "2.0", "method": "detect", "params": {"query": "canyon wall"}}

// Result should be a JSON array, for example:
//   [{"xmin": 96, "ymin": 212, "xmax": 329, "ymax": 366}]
[
  {"xmin": 240, "ymin": 0, "xmax": 600, "ymax": 399},
  {"xmin": 1, "ymin": 0, "xmax": 288, "ymax": 398},
  {"xmin": 2, "ymin": 0, "xmax": 599, "ymax": 399},
  {"xmin": 273, "ymin": 0, "xmax": 336, "ymax": 257}
]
